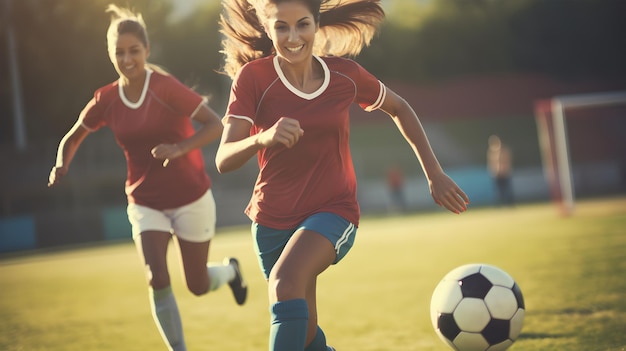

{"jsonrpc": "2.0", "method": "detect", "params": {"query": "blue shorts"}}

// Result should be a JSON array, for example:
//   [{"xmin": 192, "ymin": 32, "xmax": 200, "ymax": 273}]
[{"xmin": 251, "ymin": 212, "xmax": 357, "ymax": 279}]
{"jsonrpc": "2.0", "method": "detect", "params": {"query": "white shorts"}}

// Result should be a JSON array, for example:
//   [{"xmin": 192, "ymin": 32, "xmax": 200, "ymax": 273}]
[{"xmin": 127, "ymin": 189, "xmax": 216, "ymax": 243}]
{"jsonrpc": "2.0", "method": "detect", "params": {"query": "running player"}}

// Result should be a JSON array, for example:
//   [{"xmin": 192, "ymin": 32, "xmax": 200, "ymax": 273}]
[
  {"xmin": 47, "ymin": 5, "xmax": 246, "ymax": 351},
  {"xmin": 216, "ymin": 1, "xmax": 469, "ymax": 350}
]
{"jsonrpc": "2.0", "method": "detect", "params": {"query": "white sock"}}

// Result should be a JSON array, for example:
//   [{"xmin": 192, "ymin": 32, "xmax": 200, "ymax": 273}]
[
  {"xmin": 207, "ymin": 262, "xmax": 236, "ymax": 291},
  {"xmin": 150, "ymin": 286, "xmax": 186, "ymax": 351}
]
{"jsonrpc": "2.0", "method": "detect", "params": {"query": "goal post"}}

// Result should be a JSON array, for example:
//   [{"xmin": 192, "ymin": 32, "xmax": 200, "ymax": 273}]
[{"xmin": 534, "ymin": 90, "xmax": 626, "ymax": 216}]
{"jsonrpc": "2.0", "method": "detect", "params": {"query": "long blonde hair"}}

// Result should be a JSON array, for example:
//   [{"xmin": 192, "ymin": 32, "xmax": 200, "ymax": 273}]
[{"xmin": 219, "ymin": 0, "xmax": 385, "ymax": 79}]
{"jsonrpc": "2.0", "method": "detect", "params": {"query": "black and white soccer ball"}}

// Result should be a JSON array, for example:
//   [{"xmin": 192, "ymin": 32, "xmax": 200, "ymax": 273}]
[{"xmin": 430, "ymin": 264, "xmax": 525, "ymax": 351}]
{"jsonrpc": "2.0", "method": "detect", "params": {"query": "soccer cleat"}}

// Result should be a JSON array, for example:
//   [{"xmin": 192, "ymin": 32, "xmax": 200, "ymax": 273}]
[{"xmin": 225, "ymin": 257, "xmax": 247, "ymax": 305}]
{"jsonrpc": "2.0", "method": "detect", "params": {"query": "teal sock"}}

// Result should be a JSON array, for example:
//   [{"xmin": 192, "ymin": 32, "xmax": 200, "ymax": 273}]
[
  {"xmin": 270, "ymin": 299, "xmax": 309, "ymax": 351},
  {"xmin": 305, "ymin": 326, "xmax": 331, "ymax": 351},
  {"xmin": 150, "ymin": 286, "xmax": 186, "ymax": 351},
  {"xmin": 207, "ymin": 262, "xmax": 236, "ymax": 291}
]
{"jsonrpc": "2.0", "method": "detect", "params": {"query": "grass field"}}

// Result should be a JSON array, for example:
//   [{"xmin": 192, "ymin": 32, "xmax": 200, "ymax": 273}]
[{"xmin": 1, "ymin": 197, "xmax": 625, "ymax": 351}]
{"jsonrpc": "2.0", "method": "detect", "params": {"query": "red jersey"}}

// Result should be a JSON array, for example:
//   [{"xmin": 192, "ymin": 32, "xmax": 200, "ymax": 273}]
[
  {"xmin": 226, "ymin": 55, "xmax": 386, "ymax": 228},
  {"xmin": 80, "ymin": 69, "xmax": 211, "ymax": 210}
]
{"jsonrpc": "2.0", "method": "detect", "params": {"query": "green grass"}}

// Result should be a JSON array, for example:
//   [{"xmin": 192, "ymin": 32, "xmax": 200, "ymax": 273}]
[{"xmin": 1, "ymin": 198, "xmax": 625, "ymax": 351}]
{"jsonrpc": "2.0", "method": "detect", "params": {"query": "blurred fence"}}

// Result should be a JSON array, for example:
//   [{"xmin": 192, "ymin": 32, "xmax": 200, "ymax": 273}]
[{"xmin": 2, "ymin": 116, "xmax": 624, "ymax": 254}]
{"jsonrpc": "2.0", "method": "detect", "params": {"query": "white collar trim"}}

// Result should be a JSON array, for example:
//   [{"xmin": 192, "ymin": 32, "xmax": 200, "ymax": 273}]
[
  {"xmin": 273, "ymin": 55, "xmax": 329, "ymax": 100},
  {"xmin": 119, "ymin": 68, "xmax": 153, "ymax": 109}
]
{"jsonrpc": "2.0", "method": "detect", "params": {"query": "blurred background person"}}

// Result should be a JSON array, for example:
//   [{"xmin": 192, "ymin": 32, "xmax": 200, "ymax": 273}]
[
  {"xmin": 487, "ymin": 134, "xmax": 515, "ymax": 206},
  {"xmin": 387, "ymin": 164, "xmax": 407, "ymax": 213}
]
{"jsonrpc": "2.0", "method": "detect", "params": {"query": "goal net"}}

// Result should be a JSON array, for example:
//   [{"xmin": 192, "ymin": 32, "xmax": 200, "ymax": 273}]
[{"xmin": 534, "ymin": 91, "xmax": 626, "ymax": 216}]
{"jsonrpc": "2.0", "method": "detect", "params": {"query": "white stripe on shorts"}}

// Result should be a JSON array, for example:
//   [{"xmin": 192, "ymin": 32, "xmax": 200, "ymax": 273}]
[{"xmin": 335, "ymin": 222, "xmax": 355, "ymax": 254}]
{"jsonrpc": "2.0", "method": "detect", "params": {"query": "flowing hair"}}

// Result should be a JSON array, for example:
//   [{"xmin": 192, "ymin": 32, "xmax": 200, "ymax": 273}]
[{"xmin": 219, "ymin": 0, "xmax": 385, "ymax": 79}]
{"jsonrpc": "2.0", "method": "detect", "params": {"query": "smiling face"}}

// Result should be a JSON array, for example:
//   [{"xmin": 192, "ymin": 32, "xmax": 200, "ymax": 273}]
[
  {"xmin": 110, "ymin": 33, "xmax": 149, "ymax": 82},
  {"xmin": 264, "ymin": 1, "xmax": 319, "ymax": 65},
  {"xmin": 107, "ymin": 19, "xmax": 150, "ymax": 83}
]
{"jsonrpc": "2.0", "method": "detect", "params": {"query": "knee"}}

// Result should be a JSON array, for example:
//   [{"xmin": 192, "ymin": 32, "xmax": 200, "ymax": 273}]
[
  {"xmin": 141, "ymin": 262, "xmax": 170, "ymax": 289},
  {"xmin": 269, "ymin": 276, "xmax": 301, "ymax": 302},
  {"xmin": 148, "ymin": 270, "xmax": 171, "ymax": 290},
  {"xmin": 186, "ymin": 280, "xmax": 209, "ymax": 296}
]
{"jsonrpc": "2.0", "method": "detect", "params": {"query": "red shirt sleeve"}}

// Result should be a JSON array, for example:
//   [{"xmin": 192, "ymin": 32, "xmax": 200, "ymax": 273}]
[
  {"xmin": 80, "ymin": 84, "xmax": 116, "ymax": 131},
  {"xmin": 352, "ymin": 61, "xmax": 387, "ymax": 112},
  {"xmin": 225, "ymin": 62, "xmax": 259, "ymax": 124}
]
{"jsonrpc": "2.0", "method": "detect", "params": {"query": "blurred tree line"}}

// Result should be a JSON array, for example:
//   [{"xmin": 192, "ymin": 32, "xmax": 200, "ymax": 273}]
[
  {"xmin": 364, "ymin": 0, "xmax": 626, "ymax": 82},
  {"xmin": 1, "ymin": 0, "xmax": 625, "ymax": 148}
]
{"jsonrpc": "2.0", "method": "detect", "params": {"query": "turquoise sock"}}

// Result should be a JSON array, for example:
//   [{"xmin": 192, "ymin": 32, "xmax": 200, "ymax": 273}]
[
  {"xmin": 270, "ymin": 299, "xmax": 309, "ymax": 351},
  {"xmin": 305, "ymin": 326, "xmax": 330, "ymax": 351}
]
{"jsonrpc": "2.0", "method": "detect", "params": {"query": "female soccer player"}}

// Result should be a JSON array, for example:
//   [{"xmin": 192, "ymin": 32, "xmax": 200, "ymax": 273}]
[
  {"xmin": 216, "ymin": 0, "xmax": 469, "ymax": 350},
  {"xmin": 48, "ymin": 5, "xmax": 247, "ymax": 351}
]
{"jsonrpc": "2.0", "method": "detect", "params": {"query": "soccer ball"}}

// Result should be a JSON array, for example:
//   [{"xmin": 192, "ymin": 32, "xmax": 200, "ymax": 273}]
[{"xmin": 430, "ymin": 264, "xmax": 525, "ymax": 351}]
